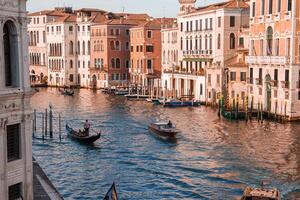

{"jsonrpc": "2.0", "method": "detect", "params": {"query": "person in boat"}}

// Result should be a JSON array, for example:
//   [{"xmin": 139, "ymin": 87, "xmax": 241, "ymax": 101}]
[
  {"xmin": 167, "ymin": 120, "xmax": 173, "ymax": 128},
  {"xmin": 84, "ymin": 120, "xmax": 91, "ymax": 136}
]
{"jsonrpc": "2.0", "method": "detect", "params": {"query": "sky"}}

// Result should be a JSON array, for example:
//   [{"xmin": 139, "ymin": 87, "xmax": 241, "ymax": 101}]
[{"xmin": 27, "ymin": 0, "xmax": 223, "ymax": 17}]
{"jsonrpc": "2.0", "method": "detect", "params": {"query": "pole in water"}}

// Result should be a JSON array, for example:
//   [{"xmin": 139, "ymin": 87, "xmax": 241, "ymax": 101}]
[
  {"xmin": 257, "ymin": 102, "xmax": 260, "ymax": 122},
  {"xmin": 49, "ymin": 105, "xmax": 53, "ymax": 138},
  {"xmin": 260, "ymin": 102, "xmax": 263, "ymax": 123},
  {"xmin": 59, "ymin": 113, "xmax": 62, "ymax": 141},
  {"xmin": 45, "ymin": 108, "xmax": 48, "ymax": 136},
  {"xmin": 34, "ymin": 109, "xmax": 37, "ymax": 132},
  {"xmin": 42, "ymin": 113, "xmax": 45, "ymax": 138}
]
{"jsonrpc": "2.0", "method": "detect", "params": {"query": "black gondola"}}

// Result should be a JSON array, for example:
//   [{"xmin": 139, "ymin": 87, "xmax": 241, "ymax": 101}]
[
  {"xmin": 66, "ymin": 124, "xmax": 101, "ymax": 143},
  {"xmin": 59, "ymin": 88, "xmax": 74, "ymax": 96}
]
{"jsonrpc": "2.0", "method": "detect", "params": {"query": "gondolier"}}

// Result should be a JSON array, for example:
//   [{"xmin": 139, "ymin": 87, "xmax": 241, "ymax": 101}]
[{"xmin": 84, "ymin": 120, "xmax": 91, "ymax": 136}]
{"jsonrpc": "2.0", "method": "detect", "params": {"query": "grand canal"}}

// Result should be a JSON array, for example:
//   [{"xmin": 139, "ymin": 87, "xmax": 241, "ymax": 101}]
[{"xmin": 31, "ymin": 88, "xmax": 300, "ymax": 199}]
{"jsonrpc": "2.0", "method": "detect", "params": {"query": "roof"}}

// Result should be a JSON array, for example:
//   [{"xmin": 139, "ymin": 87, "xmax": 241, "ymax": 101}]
[
  {"xmin": 190, "ymin": 0, "xmax": 249, "ymax": 14},
  {"xmin": 28, "ymin": 10, "xmax": 68, "ymax": 17}
]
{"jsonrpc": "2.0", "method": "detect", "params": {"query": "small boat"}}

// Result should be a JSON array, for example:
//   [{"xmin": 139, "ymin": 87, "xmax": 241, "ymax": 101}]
[
  {"xmin": 125, "ymin": 94, "xmax": 149, "ymax": 100},
  {"xmin": 59, "ymin": 89, "xmax": 74, "ymax": 96},
  {"xmin": 148, "ymin": 122, "xmax": 180, "ymax": 138},
  {"xmin": 163, "ymin": 99, "xmax": 200, "ymax": 107},
  {"xmin": 241, "ymin": 187, "xmax": 281, "ymax": 200},
  {"xmin": 114, "ymin": 89, "xmax": 129, "ymax": 95},
  {"xmin": 66, "ymin": 124, "xmax": 100, "ymax": 143}
]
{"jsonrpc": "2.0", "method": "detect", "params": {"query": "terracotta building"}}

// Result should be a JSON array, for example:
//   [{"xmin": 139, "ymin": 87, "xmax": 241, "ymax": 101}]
[
  {"xmin": 130, "ymin": 19, "xmax": 171, "ymax": 88},
  {"xmin": 246, "ymin": 0, "xmax": 300, "ymax": 120},
  {"xmin": 90, "ymin": 14, "xmax": 150, "ymax": 88}
]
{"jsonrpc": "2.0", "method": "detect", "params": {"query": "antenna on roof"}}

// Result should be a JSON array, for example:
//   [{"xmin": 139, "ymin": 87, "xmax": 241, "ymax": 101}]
[
  {"xmin": 162, "ymin": 6, "xmax": 166, "ymax": 18},
  {"xmin": 122, "ymin": 6, "xmax": 125, "ymax": 13}
]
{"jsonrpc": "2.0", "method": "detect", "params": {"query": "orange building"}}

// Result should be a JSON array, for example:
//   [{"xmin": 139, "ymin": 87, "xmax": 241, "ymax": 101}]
[
  {"xmin": 90, "ymin": 14, "xmax": 150, "ymax": 88},
  {"xmin": 130, "ymin": 19, "xmax": 171, "ymax": 88},
  {"xmin": 246, "ymin": 0, "xmax": 300, "ymax": 120}
]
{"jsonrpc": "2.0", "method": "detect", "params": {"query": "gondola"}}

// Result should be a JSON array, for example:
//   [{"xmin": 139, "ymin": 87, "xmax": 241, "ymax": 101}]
[
  {"xmin": 241, "ymin": 187, "xmax": 280, "ymax": 200},
  {"xmin": 148, "ymin": 122, "xmax": 180, "ymax": 138},
  {"xmin": 66, "ymin": 124, "xmax": 101, "ymax": 143},
  {"xmin": 59, "ymin": 88, "xmax": 74, "ymax": 96}
]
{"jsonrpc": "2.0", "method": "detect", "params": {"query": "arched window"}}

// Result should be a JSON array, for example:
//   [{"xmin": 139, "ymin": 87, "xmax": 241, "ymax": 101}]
[
  {"xmin": 195, "ymin": 36, "xmax": 198, "ymax": 50},
  {"xmin": 101, "ymin": 58, "xmax": 104, "ymax": 68},
  {"xmin": 116, "ymin": 58, "xmax": 121, "ymax": 68},
  {"xmin": 70, "ymin": 41, "xmax": 74, "ymax": 55},
  {"xmin": 82, "ymin": 41, "xmax": 85, "ymax": 55},
  {"xmin": 163, "ymin": 50, "xmax": 166, "ymax": 64},
  {"xmin": 3, "ymin": 20, "xmax": 19, "ymax": 87},
  {"xmin": 100, "ymin": 40, "xmax": 104, "ymax": 51},
  {"xmin": 209, "ymin": 34, "xmax": 212, "ymax": 50},
  {"xmin": 88, "ymin": 40, "xmax": 91, "ymax": 55},
  {"xmin": 77, "ymin": 41, "xmax": 80, "ymax": 55},
  {"xmin": 115, "ymin": 41, "xmax": 120, "ymax": 50},
  {"xmin": 111, "ymin": 58, "xmax": 115, "ymax": 68},
  {"xmin": 266, "ymin": 26, "xmax": 273, "ymax": 56},
  {"xmin": 217, "ymin": 34, "xmax": 221, "ymax": 49},
  {"xmin": 229, "ymin": 33, "xmax": 235, "ymax": 49},
  {"xmin": 70, "ymin": 60, "xmax": 73, "ymax": 68},
  {"xmin": 110, "ymin": 41, "xmax": 115, "ymax": 50}
]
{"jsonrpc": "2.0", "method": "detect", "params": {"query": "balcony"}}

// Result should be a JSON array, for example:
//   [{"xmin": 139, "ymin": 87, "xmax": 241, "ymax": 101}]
[
  {"xmin": 183, "ymin": 49, "xmax": 213, "ymax": 57},
  {"xmin": 270, "ymin": 80, "xmax": 278, "ymax": 87},
  {"xmin": 247, "ymin": 77, "xmax": 253, "ymax": 84},
  {"xmin": 246, "ymin": 56, "xmax": 289, "ymax": 65},
  {"xmin": 163, "ymin": 68, "xmax": 205, "ymax": 76},
  {"xmin": 281, "ymin": 81, "xmax": 289, "ymax": 89},
  {"xmin": 285, "ymin": 11, "xmax": 291, "ymax": 20},
  {"xmin": 146, "ymin": 68, "xmax": 154, "ymax": 75},
  {"xmin": 256, "ymin": 78, "xmax": 262, "ymax": 85}
]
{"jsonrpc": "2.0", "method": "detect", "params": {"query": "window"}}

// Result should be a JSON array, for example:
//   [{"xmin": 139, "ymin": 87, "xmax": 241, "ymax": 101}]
[
  {"xmin": 3, "ymin": 20, "xmax": 19, "ymax": 87},
  {"xmin": 9, "ymin": 183, "xmax": 22, "ymax": 200},
  {"xmin": 286, "ymin": 38, "xmax": 291, "ymax": 57},
  {"xmin": 125, "ymin": 42, "xmax": 129, "ymax": 50},
  {"xmin": 111, "ymin": 58, "xmax": 115, "ymax": 68},
  {"xmin": 7, "ymin": 124, "xmax": 21, "ymax": 162},
  {"xmin": 239, "ymin": 37, "xmax": 244, "ymax": 48},
  {"xmin": 275, "ymin": 38, "xmax": 279, "ymax": 56},
  {"xmin": 261, "ymin": 0, "xmax": 265, "ymax": 15},
  {"xmin": 240, "ymin": 72, "xmax": 246, "ymax": 81},
  {"xmin": 126, "ymin": 60, "xmax": 130, "ymax": 68},
  {"xmin": 116, "ymin": 58, "xmax": 121, "ymax": 68},
  {"xmin": 230, "ymin": 16, "xmax": 235, "ymax": 27},
  {"xmin": 209, "ymin": 18, "xmax": 212, "ymax": 29},
  {"xmin": 230, "ymin": 72, "xmax": 236, "ymax": 81},
  {"xmin": 180, "ymin": 22, "xmax": 183, "ymax": 32},
  {"xmin": 146, "ymin": 45, "xmax": 154, "ymax": 52},
  {"xmin": 285, "ymin": 69, "xmax": 289, "ymax": 82},
  {"xmin": 69, "ymin": 26, "xmax": 73, "ymax": 32},
  {"xmin": 218, "ymin": 17, "xmax": 221, "ymax": 27},
  {"xmin": 115, "ymin": 41, "xmax": 120, "ymax": 50},
  {"xmin": 277, "ymin": 0, "xmax": 281, "ymax": 12},
  {"xmin": 147, "ymin": 31, "xmax": 152, "ymax": 38},
  {"xmin": 126, "ymin": 29, "xmax": 130, "ymax": 36},
  {"xmin": 147, "ymin": 59, "xmax": 152, "ymax": 69},
  {"xmin": 229, "ymin": 33, "xmax": 235, "ymax": 49},
  {"xmin": 259, "ymin": 68, "xmax": 263, "ymax": 80},
  {"xmin": 266, "ymin": 26, "xmax": 273, "ymax": 56},
  {"xmin": 287, "ymin": 0, "xmax": 292, "ymax": 11},
  {"xmin": 69, "ymin": 74, "xmax": 74, "ymax": 82},
  {"xmin": 252, "ymin": 2, "xmax": 256, "ymax": 17},
  {"xmin": 250, "ymin": 68, "xmax": 253, "ymax": 83},
  {"xmin": 268, "ymin": 0, "xmax": 273, "ymax": 14},
  {"xmin": 274, "ymin": 69, "xmax": 278, "ymax": 81}
]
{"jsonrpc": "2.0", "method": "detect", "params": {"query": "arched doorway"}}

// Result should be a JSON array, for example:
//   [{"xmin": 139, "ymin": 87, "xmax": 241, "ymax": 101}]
[{"xmin": 265, "ymin": 74, "xmax": 272, "ymax": 111}]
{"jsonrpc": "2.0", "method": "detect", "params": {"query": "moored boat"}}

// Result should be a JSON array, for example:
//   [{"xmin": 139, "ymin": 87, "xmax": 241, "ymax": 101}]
[
  {"xmin": 66, "ymin": 124, "xmax": 101, "ymax": 143},
  {"xmin": 241, "ymin": 187, "xmax": 280, "ymax": 200},
  {"xmin": 125, "ymin": 94, "xmax": 149, "ymax": 100},
  {"xmin": 163, "ymin": 99, "xmax": 200, "ymax": 107},
  {"xmin": 148, "ymin": 122, "xmax": 180, "ymax": 138}
]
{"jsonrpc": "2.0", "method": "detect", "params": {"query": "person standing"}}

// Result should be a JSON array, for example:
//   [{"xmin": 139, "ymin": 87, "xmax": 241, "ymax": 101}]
[{"xmin": 84, "ymin": 120, "xmax": 91, "ymax": 136}]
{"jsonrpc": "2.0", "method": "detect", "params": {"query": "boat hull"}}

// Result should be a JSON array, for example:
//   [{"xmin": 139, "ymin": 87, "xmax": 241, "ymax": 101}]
[
  {"xmin": 148, "ymin": 124, "xmax": 179, "ymax": 138},
  {"xmin": 66, "ymin": 124, "xmax": 100, "ymax": 143}
]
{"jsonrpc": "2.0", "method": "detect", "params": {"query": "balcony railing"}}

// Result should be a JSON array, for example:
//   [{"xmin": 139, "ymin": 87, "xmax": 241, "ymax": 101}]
[
  {"xmin": 146, "ymin": 68, "xmax": 154, "ymax": 74},
  {"xmin": 246, "ymin": 56, "xmax": 289, "ymax": 65},
  {"xmin": 183, "ymin": 50, "xmax": 213, "ymax": 56},
  {"xmin": 281, "ymin": 81, "xmax": 289, "ymax": 89},
  {"xmin": 270, "ymin": 80, "xmax": 278, "ymax": 87},
  {"xmin": 256, "ymin": 78, "xmax": 262, "ymax": 85},
  {"xmin": 163, "ymin": 69, "xmax": 205, "ymax": 76},
  {"xmin": 247, "ymin": 77, "xmax": 253, "ymax": 84}
]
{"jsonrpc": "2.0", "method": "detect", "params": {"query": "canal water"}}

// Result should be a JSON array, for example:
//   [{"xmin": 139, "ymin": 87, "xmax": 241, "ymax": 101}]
[{"xmin": 31, "ymin": 88, "xmax": 300, "ymax": 199}]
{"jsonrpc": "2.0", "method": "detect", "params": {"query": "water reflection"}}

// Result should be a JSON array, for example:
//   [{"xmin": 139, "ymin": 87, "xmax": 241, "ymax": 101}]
[{"xmin": 31, "ymin": 88, "xmax": 300, "ymax": 199}]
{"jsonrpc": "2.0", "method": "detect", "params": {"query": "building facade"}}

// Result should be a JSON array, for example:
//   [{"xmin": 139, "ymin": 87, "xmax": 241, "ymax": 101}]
[
  {"xmin": 90, "ymin": 19, "xmax": 135, "ymax": 88},
  {"xmin": 246, "ymin": 0, "xmax": 300, "ymax": 120},
  {"xmin": 0, "ymin": 0, "xmax": 33, "ymax": 199},
  {"xmin": 175, "ymin": 0, "xmax": 249, "ymax": 103},
  {"xmin": 130, "ymin": 19, "xmax": 164, "ymax": 89}
]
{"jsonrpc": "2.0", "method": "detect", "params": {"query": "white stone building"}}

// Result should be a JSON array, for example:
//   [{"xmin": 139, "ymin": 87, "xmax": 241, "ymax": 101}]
[
  {"xmin": 175, "ymin": 0, "xmax": 249, "ymax": 103},
  {"xmin": 28, "ymin": 9, "xmax": 67, "ymax": 86},
  {"xmin": 0, "ymin": 0, "xmax": 33, "ymax": 199}
]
